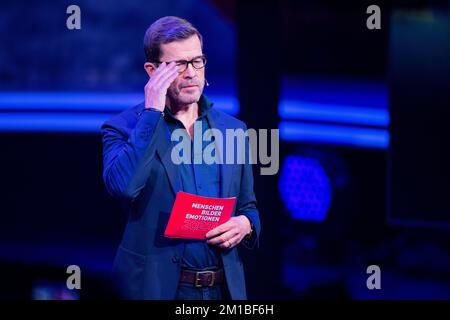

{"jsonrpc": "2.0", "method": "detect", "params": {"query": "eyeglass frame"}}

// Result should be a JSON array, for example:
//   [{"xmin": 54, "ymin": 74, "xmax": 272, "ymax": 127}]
[{"xmin": 152, "ymin": 55, "xmax": 207, "ymax": 73}]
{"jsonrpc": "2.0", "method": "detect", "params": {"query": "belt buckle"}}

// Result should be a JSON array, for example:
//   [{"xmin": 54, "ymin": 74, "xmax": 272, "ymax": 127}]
[{"xmin": 195, "ymin": 270, "xmax": 215, "ymax": 287}]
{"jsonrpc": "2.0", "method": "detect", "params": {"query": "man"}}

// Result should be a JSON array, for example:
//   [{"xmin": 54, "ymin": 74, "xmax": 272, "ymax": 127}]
[{"xmin": 101, "ymin": 16, "xmax": 260, "ymax": 300}]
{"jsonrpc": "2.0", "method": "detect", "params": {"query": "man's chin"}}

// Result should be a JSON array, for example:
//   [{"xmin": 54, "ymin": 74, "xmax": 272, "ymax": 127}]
[{"xmin": 178, "ymin": 92, "xmax": 201, "ymax": 105}]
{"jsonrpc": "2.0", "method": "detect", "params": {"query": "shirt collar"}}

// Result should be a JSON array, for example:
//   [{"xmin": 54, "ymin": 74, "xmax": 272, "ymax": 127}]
[{"xmin": 164, "ymin": 94, "xmax": 213, "ymax": 123}]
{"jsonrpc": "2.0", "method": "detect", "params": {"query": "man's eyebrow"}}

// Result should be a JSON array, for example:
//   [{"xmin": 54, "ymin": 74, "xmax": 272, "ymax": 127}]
[{"xmin": 174, "ymin": 55, "xmax": 204, "ymax": 62}]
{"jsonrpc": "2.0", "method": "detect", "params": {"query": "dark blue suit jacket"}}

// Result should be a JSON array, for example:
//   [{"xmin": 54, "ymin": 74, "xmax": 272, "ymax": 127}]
[{"xmin": 101, "ymin": 96, "xmax": 261, "ymax": 299}]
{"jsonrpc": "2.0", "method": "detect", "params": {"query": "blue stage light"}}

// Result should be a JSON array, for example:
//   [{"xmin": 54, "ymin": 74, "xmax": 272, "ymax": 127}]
[
  {"xmin": 279, "ymin": 155, "xmax": 332, "ymax": 222},
  {"xmin": 279, "ymin": 122, "xmax": 389, "ymax": 149},
  {"xmin": 0, "ymin": 92, "xmax": 143, "ymax": 111},
  {"xmin": 0, "ymin": 92, "xmax": 239, "ymax": 132},
  {"xmin": 0, "ymin": 112, "xmax": 112, "ymax": 133},
  {"xmin": 278, "ymin": 77, "xmax": 389, "ymax": 149},
  {"xmin": 279, "ymin": 100, "xmax": 389, "ymax": 127},
  {"xmin": 0, "ymin": 92, "xmax": 240, "ymax": 115}
]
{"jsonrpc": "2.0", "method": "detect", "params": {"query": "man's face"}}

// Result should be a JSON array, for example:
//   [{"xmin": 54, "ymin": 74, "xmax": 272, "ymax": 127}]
[{"xmin": 159, "ymin": 35, "xmax": 205, "ymax": 106}]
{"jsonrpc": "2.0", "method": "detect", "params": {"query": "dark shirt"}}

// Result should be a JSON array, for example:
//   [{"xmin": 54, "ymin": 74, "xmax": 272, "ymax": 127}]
[{"xmin": 164, "ymin": 97, "xmax": 222, "ymax": 270}]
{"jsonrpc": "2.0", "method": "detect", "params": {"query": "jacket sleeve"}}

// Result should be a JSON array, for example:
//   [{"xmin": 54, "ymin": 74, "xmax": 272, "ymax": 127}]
[
  {"xmin": 101, "ymin": 109, "xmax": 164, "ymax": 200},
  {"xmin": 236, "ymin": 124, "xmax": 261, "ymax": 249}
]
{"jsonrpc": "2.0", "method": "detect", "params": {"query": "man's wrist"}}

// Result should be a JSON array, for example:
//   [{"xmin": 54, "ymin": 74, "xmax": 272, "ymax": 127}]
[
  {"xmin": 144, "ymin": 107, "xmax": 164, "ymax": 115},
  {"xmin": 247, "ymin": 222, "xmax": 254, "ymax": 237},
  {"xmin": 243, "ymin": 216, "xmax": 254, "ymax": 239}
]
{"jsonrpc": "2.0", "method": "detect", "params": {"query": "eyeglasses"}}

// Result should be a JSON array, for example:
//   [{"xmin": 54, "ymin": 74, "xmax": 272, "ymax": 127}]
[{"xmin": 153, "ymin": 55, "xmax": 207, "ymax": 73}]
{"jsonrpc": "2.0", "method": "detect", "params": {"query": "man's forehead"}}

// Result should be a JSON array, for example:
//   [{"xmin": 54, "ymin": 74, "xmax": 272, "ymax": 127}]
[{"xmin": 160, "ymin": 36, "xmax": 202, "ymax": 60}]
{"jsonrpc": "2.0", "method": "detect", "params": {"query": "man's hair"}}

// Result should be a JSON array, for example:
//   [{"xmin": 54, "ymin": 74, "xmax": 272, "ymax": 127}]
[{"xmin": 143, "ymin": 16, "xmax": 203, "ymax": 62}]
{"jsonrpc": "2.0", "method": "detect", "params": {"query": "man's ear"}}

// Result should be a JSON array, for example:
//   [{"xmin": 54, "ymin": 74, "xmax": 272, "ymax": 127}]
[{"xmin": 144, "ymin": 62, "xmax": 157, "ymax": 77}]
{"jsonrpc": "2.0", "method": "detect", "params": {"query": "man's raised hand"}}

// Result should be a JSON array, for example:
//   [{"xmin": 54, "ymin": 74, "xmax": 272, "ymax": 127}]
[{"xmin": 144, "ymin": 62, "xmax": 179, "ymax": 111}]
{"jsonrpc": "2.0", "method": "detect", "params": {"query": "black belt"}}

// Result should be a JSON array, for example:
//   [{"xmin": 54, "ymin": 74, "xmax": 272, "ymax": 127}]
[{"xmin": 179, "ymin": 268, "xmax": 224, "ymax": 287}]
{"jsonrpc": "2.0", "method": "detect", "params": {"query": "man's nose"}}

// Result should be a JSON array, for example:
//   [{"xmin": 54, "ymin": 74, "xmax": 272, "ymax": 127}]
[{"xmin": 184, "ymin": 62, "xmax": 197, "ymax": 77}]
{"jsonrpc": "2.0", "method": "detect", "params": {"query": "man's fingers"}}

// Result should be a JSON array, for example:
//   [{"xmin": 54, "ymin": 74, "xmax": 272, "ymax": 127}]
[
  {"xmin": 206, "ymin": 217, "xmax": 247, "ymax": 249},
  {"xmin": 159, "ymin": 68, "xmax": 179, "ymax": 89},
  {"xmin": 205, "ymin": 221, "xmax": 233, "ymax": 239},
  {"xmin": 143, "ymin": 61, "xmax": 178, "ymax": 110},
  {"xmin": 151, "ymin": 64, "xmax": 178, "ymax": 89},
  {"xmin": 147, "ymin": 62, "xmax": 167, "ymax": 82},
  {"xmin": 149, "ymin": 62, "xmax": 177, "ymax": 83},
  {"xmin": 206, "ymin": 228, "xmax": 238, "ymax": 246},
  {"xmin": 145, "ymin": 63, "xmax": 178, "ymax": 98},
  {"xmin": 220, "ymin": 234, "xmax": 241, "ymax": 249},
  {"xmin": 207, "ymin": 231, "xmax": 234, "ymax": 246}
]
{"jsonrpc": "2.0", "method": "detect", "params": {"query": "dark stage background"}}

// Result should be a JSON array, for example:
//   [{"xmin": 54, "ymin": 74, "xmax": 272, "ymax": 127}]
[{"xmin": 1, "ymin": 0, "xmax": 450, "ymax": 300}]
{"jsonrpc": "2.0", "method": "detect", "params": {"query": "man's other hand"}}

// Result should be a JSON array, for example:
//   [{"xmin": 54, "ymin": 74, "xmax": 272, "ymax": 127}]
[{"xmin": 205, "ymin": 215, "xmax": 252, "ymax": 250}]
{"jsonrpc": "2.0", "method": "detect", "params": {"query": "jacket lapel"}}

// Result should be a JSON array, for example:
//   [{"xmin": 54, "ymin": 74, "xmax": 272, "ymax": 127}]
[{"xmin": 156, "ymin": 121, "xmax": 182, "ymax": 197}]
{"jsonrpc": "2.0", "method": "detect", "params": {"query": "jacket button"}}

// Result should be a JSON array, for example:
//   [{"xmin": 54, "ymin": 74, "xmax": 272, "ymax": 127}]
[{"xmin": 172, "ymin": 256, "xmax": 180, "ymax": 263}]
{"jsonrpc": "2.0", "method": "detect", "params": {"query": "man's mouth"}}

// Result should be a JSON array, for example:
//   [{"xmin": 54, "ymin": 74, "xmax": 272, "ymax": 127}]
[{"xmin": 181, "ymin": 85, "xmax": 198, "ymax": 89}]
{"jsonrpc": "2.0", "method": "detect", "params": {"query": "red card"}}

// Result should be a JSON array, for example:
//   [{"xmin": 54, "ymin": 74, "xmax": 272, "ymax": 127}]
[{"xmin": 164, "ymin": 191, "xmax": 236, "ymax": 240}]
